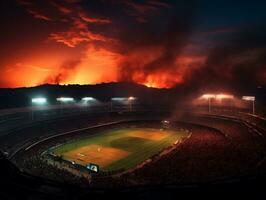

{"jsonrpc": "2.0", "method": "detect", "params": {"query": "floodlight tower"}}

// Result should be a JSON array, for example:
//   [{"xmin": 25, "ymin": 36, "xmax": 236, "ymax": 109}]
[
  {"xmin": 56, "ymin": 97, "xmax": 74, "ymax": 102},
  {"xmin": 32, "ymin": 98, "xmax": 47, "ymax": 105},
  {"xmin": 110, "ymin": 100, "xmax": 113, "ymax": 112},
  {"xmin": 31, "ymin": 97, "xmax": 47, "ymax": 120},
  {"xmin": 56, "ymin": 97, "xmax": 74, "ymax": 116},
  {"xmin": 253, "ymin": 99, "xmax": 255, "ymax": 115},
  {"xmin": 109, "ymin": 98, "xmax": 116, "ymax": 112},
  {"xmin": 242, "ymin": 96, "xmax": 255, "ymax": 115},
  {"xmin": 81, "ymin": 97, "xmax": 95, "ymax": 112},
  {"xmin": 110, "ymin": 97, "xmax": 128, "ymax": 112},
  {"xmin": 200, "ymin": 94, "xmax": 215, "ymax": 113},
  {"xmin": 208, "ymin": 97, "xmax": 211, "ymax": 113},
  {"xmin": 128, "ymin": 97, "xmax": 136, "ymax": 112}
]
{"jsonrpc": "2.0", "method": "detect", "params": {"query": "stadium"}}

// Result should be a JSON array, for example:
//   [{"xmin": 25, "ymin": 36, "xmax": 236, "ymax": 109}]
[
  {"xmin": 0, "ymin": 85, "xmax": 265, "ymax": 199},
  {"xmin": 1, "ymin": 0, "xmax": 266, "ymax": 199}
]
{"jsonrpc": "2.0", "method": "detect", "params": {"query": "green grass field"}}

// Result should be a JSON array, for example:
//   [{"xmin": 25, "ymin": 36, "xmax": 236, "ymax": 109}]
[{"xmin": 50, "ymin": 128, "xmax": 189, "ymax": 171}]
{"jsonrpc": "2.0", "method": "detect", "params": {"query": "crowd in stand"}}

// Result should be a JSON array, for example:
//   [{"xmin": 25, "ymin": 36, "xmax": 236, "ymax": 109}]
[
  {"xmin": 117, "ymin": 116, "xmax": 266, "ymax": 186},
  {"xmin": 10, "ymin": 112, "xmax": 266, "ymax": 188}
]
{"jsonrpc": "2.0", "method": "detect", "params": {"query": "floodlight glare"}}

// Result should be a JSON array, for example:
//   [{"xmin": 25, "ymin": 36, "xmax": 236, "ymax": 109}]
[
  {"xmin": 128, "ymin": 96, "xmax": 136, "ymax": 100},
  {"xmin": 215, "ymin": 94, "xmax": 234, "ymax": 100},
  {"xmin": 32, "ymin": 97, "xmax": 47, "ymax": 104},
  {"xmin": 242, "ymin": 96, "xmax": 256, "ymax": 114},
  {"xmin": 82, "ymin": 97, "xmax": 95, "ymax": 101},
  {"xmin": 111, "ymin": 97, "xmax": 127, "ymax": 101},
  {"xmin": 56, "ymin": 97, "xmax": 74, "ymax": 102},
  {"xmin": 242, "ymin": 96, "xmax": 255, "ymax": 101},
  {"xmin": 199, "ymin": 94, "xmax": 216, "ymax": 100},
  {"xmin": 199, "ymin": 94, "xmax": 234, "ymax": 100}
]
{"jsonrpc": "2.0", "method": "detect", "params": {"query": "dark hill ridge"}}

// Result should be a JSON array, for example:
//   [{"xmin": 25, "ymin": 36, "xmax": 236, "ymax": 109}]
[
  {"xmin": 0, "ymin": 82, "xmax": 177, "ymax": 109},
  {"xmin": 0, "ymin": 82, "xmax": 265, "ymax": 110}
]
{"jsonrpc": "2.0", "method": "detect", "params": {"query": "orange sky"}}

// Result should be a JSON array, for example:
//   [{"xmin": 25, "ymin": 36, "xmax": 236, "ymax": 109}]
[
  {"xmin": 0, "ymin": 1, "xmax": 203, "ymax": 89},
  {"xmin": 2, "ymin": 45, "xmax": 204, "ymax": 88},
  {"xmin": 0, "ymin": 0, "xmax": 208, "ymax": 89},
  {"xmin": 2, "ymin": 0, "xmax": 264, "ymax": 89}
]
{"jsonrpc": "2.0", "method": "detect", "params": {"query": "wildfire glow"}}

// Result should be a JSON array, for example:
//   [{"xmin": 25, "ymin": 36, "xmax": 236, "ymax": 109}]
[
  {"xmin": 1, "ymin": 48, "xmax": 204, "ymax": 89},
  {"xmin": 1, "ymin": 0, "xmax": 265, "ymax": 90},
  {"xmin": 0, "ymin": 1, "xmax": 205, "ymax": 89}
]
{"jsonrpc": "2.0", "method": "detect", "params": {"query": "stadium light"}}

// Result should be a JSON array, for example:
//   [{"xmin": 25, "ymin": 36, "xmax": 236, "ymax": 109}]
[
  {"xmin": 56, "ymin": 97, "xmax": 74, "ymax": 102},
  {"xmin": 110, "ymin": 98, "xmax": 127, "ymax": 112},
  {"xmin": 81, "ymin": 97, "xmax": 95, "ymax": 112},
  {"xmin": 200, "ymin": 94, "xmax": 234, "ymax": 100},
  {"xmin": 128, "ymin": 96, "xmax": 136, "ymax": 111},
  {"xmin": 199, "ymin": 94, "xmax": 215, "ymax": 113},
  {"xmin": 82, "ymin": 97, "xmax": 95, "ymax": 101},
  {"xmin": 111, "ymin": 97, "xmax": 128, "ymax": 101},
  {"xmin": 242, "ymin": 96, "xmax": 255, "ymax": 114},
  {"xmin": 215, "ymin": 94, "xmax": 234, "ymax": 100},
  {"xmin": 31, "ymin": 97, "xmax": 47, "ymax": 105},
  {"xmin": 199, "ymin": 94, "xmax": 216, "ymax": 100},
  {"xmin": 31, "ymin": 97, "xmax": 47, "ymax": 121},
  {"xmin": 199, "ymin": 93, "xmax": 234, "ymax": 113},
  {"xmin": 128, "ymin": 96, "xmax": 136, "ymax": 101},
  {"xmin": 242, "ymin": 96, "xmax": 255, "ymax": 101},
  {"xmin": 56, "ymin": 97, "xmax": 74, "ymax": 116},
  {"xmin": 110, "ymin": 97, "xmax": 136, "ymax": 112}
]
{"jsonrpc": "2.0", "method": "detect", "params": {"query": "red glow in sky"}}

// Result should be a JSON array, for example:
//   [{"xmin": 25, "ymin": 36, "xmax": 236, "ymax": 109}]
[
  {"xmin": 0, "ymin": 0, "xmax": 207, "ymax": 89},
  {"xmin": 1, "ymin": 0, "xmax": 265, "ymax": 89}
]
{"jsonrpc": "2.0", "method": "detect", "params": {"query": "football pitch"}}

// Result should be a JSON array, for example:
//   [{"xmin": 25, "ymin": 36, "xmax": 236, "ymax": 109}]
[{"xmin": 50, "ymin": 128, "xmax": 189, "ymax": 171}]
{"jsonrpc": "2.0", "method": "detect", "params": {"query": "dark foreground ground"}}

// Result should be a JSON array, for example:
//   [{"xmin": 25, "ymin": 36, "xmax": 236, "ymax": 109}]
[{"xmin": 0, "ymin": 156, "xmax": 265, "ymax": 200}]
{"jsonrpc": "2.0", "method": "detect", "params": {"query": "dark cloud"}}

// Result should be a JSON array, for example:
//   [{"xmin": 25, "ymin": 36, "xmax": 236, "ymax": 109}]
[
  {"xmin": 114, "ymin": 0, "xmax": 199, "ymax": 85},
  {"xmin": 183, "ymin": 26, "xmax": 266, "ymax": 92},
  {"xmin": 1, "ymin": 0, "xmax": 266, "ymax": 90}
]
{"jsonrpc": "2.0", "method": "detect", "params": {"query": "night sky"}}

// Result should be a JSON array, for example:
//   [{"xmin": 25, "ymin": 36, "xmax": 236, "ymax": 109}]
[{"xmin": 1, "ymin": 0, "xmax": 266, "ymax": 89}]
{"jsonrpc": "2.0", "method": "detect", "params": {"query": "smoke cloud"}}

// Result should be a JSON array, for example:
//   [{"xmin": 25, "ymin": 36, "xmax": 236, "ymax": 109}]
[
  {"xmin": 116, "ymin": 0, "xmax": 199, "ymax": 87},
  {"xmin": 43, "ymin": 59, "xmax": 81, "ymax": 84},
  {"xmin": 1, "ymin": 0, "xmax": 266, "ymax": 91},
  {"xmin": 183, "ymin": 26, "xmax": 266, "ymax": 92}
]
